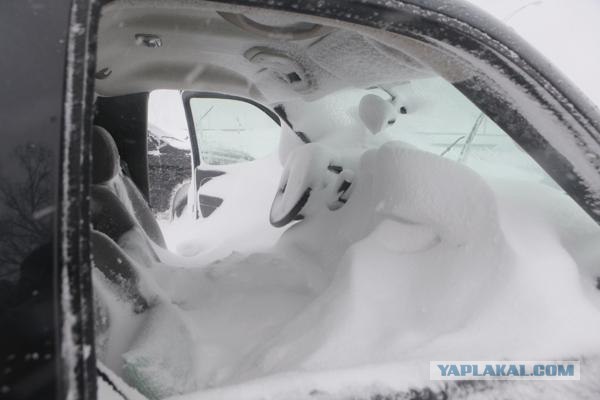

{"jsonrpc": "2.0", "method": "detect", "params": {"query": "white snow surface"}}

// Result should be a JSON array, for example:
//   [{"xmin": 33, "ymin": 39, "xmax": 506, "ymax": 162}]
[
  {"xmin": 158, "ymin": 155, "xmax": 284, "ymax": 263},
  {"xmin": 95, "ymin": 137, "xmax": 600, "ymax": 399}
]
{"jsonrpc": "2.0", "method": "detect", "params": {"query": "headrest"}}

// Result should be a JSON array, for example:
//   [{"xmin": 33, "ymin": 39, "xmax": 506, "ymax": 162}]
[{"xmin": 92, "ymin": 125, "xmax": 120, "ymax": 184}]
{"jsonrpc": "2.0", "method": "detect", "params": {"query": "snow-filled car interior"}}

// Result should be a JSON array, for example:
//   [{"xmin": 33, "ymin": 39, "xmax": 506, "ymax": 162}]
[{"xmin": 89, "ymin": 1, "xmax": 600, "ymax": 399}]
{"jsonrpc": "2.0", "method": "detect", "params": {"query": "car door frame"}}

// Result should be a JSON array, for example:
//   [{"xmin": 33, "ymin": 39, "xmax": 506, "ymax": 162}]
[{"xmin": 59, "ymin": 0, "xmax": 101, "ymax": 398}]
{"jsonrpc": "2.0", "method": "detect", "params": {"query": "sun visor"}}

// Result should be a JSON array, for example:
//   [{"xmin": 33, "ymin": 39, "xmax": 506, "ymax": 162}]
[{"xmin": 306, "ymin": 30, "xmax": 429, "ymax": 87}]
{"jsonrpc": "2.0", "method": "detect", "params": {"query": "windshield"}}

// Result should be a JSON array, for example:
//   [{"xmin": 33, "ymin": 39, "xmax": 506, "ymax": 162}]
[{"xmin": 385, "ymin": 78, "xmax": 558, "ymax": 187}]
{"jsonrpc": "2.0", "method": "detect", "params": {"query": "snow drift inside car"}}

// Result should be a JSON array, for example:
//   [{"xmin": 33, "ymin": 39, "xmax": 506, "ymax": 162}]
[{"xmin": 90, "ymin": 1, "xmax": 600, "ymax": 399}]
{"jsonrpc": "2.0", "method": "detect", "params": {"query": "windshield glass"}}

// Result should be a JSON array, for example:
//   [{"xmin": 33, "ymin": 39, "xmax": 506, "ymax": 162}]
[{"xmin": 385, "ymin": 77, "xmax": 558, "ymax": 187}]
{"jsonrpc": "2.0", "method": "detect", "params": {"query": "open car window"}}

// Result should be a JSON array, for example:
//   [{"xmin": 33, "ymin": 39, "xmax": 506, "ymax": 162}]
[{"xmin": 189, "ymin": 97, "xmax": 281, "ymax": 165}]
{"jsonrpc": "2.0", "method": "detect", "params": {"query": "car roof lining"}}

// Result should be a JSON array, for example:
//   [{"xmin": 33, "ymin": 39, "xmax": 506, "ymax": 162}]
[{"xmin": 94, "ymin": 0, "xmax": 472, "ymax": 103}]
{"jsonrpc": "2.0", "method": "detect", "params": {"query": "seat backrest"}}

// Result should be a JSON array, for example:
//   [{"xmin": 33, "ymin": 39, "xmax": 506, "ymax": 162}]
[
  {"xmin": 91, "ymin": 230, "xmax": 149, "ymax": 312},
  {"xmin": 121, "ymin": 174, "xmax": 166, "ymax": 248},
  {"xmin": 92, "ymin": 125, "xmax": 166, "ymax": 248}
]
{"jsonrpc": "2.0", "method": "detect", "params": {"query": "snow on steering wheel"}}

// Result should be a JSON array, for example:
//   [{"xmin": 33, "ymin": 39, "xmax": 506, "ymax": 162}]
[{"xmin": 269, "ymin": 143, "xmax": 354, "ymax": 227}]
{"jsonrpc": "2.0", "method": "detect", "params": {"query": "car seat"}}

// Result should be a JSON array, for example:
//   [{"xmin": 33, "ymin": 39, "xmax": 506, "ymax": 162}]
[{"xmin": 91, "ymin": 125, "xmax": 166, "ymax": 249}]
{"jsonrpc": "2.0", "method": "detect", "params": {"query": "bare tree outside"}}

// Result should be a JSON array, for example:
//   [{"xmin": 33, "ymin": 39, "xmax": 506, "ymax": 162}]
[{"xmin": 0, "ymin": 143, "xmax": 53, "ymax": 284}]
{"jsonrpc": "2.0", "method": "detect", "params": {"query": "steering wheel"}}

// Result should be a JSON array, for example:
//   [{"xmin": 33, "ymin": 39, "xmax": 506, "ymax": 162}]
[{"xmin": 269, "ymin": 144, "xmax": 354, "ymax": 227}]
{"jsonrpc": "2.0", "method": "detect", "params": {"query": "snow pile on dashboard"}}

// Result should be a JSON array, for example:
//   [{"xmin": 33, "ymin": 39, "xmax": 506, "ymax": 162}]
[
  {"xmin": 172, "ymin": 143, "xmax": 600, "ymax": 399},
  {"xmin": 227, "ymin": 142, "xmax": 511, "ymax": 381}
]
